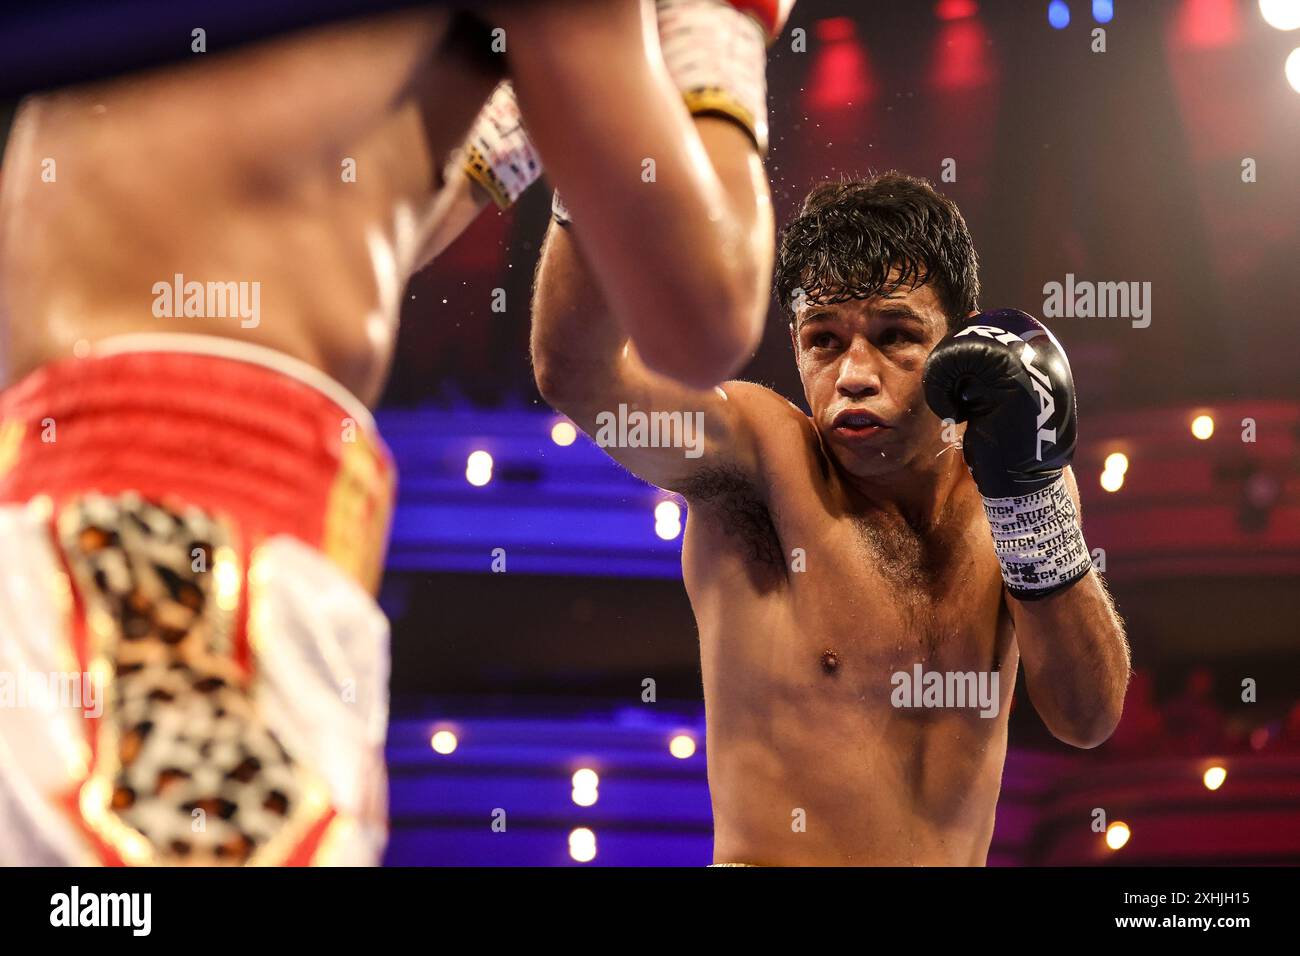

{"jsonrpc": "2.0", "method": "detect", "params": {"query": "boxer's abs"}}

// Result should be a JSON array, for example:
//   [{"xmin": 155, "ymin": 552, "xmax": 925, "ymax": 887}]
[{"xmin": 0, "ymin": 7, "xmax": 492, "ymax": 406}]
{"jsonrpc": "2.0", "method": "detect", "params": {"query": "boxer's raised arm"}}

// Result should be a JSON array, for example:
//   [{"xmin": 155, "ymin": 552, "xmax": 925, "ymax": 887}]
[
  {"xmin": 924, "ymin": 310, "xmax": 1130, "ymax": 748},
  {"xmin": 491, "ymin": 0, "xmax": 771, "ymax": 390},
  {"xmin": 531, "ymin": 214, "xmax": 766, "ymax": 495}
]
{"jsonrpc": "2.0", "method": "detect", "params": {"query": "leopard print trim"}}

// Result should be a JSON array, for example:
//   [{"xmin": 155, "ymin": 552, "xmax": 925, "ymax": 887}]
[{"xmin": 57, "ymin": 493, "xmax": 328, "ymax": 865}]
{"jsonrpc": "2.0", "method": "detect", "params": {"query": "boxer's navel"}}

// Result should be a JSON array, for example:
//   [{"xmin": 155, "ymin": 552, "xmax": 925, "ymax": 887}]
[{"xmin": 820, "ymin": 649, "xmax": 840, "ymax": 675}]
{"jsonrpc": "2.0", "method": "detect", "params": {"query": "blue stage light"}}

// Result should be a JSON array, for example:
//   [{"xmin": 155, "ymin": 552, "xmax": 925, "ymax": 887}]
[{"xmin": 1049, "ymin": 0, "xmax": 1070, "ymax": 29}]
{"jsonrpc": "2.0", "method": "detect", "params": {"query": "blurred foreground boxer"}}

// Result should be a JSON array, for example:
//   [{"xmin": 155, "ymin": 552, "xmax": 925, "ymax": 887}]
[
  {"xmin": 532, "ymin": 173, "xmax": 1131, "ymax": 865},
  {"xmin": 0, "ymin": 0, "xmax": 786, "ymax": 865}
]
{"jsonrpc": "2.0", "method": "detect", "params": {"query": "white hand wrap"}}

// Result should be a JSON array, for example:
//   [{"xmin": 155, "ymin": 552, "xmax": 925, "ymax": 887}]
[
  {"xmin": 657, "ymin": 0, "xmax": 773, "ymax": 152},
  {"xmin": 461, "ymin": 0, "xmax": 776, "ymax": 217},
  {"xmin": 982, "ymin": 475, "xmax": 1093, "ymax": 599},
  {"xmin": 462, "ymin": 81, "xmax": 543, "ymax": 209},
  {"xmin": 550, "ymin": 190, "xmax": 572, "ymax": 227}
]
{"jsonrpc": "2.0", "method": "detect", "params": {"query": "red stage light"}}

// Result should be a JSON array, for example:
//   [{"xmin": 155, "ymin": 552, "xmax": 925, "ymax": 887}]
[
  {"xmin": 808, "ymin": 17, "xmax": 873, "ymax": 110},
  {"xmin": 815, "ymin": 16, "xmax": 856, "ymax": 42},
  {"xmin": 931, "ymin": 17, "xmax": 995, "ymax": 90},
  {"xmin": 935, "ymin": 0, "xmax": 978, "ymax": 21},
  {"xmin": 1175, "ymin": 0, "xmax": 1242, "ymax": 49}
]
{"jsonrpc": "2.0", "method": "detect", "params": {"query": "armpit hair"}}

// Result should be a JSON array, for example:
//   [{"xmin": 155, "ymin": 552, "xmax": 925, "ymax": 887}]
[{"xmin": 679, "ymin": 464, "xmax": 785, "ymax": 574}]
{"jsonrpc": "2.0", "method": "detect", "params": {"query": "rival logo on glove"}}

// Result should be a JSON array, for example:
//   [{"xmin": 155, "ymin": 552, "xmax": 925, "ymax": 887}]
[{"xmin": 954, "ymin": 324, "xmax": 1057, "ymax": 462}]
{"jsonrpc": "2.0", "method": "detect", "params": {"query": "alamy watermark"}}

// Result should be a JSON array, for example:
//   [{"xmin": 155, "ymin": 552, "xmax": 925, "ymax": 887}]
[
  {"xmin": 593, "ymin": 403, "xmax": 704, "ymax": 459},
  {"xmin": 1042, "ymin": 273, "xmax": 1151, "ymax": 328},
  {"xmin": 50, "ymin": 886, "xmax": 150, "ymax": 936},
  {"xmin": 152, "ymin": 273, "xmax": 260, "ymax": 328},
  {"xmin": 0, "ymin": 669, "xmax": 103, "ymax": 718},
  {"xmin": 891, "ymin": 664, "xmax": 1000, "ymax": 718}
]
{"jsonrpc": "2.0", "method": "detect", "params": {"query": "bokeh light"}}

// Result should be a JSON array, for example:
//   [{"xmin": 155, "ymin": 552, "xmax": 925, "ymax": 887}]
[
  {"xmin": 669, "ymin": 734, "xmax": 697, "ymax": 759},
  {"xmin": 1286, "ymin": 46, "xmax": 1300, "ymax": 92},
  {"xmin": 466, "ymin": 449, "xmax": 494, "ymax": 486},
  {"xmin": 1105, "ymin": 821, "xmax": 1131, "ymax": 850},
  {"xmin": 1260, "ymin": 0, "xmax": 1300, "ymax": 31},
  {"xmin": 550, "ymin": 420, "xmax": 577, "ymax": 446},
  {"xmin": 568, "ymin": 827, "xmax": 597, "ymax": 862},
  {"xmin": 655, "ymin": 499, "xmax": 684, "ymax": 540}
]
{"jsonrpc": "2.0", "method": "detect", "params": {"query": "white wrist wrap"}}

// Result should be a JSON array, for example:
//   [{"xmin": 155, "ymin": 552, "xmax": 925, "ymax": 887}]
[
  {"xmin": 462, "ymin": 81, "xmax": 542, "ymax": 209},
  {"xmin": 657, "ymin": 0, "xmax": 772, "ymax": 152},
  {"xmin": 469, "ymin": 2, "xmax": 773, "ymax": 218},
  {"xmin": 982, "ymin": 475, "xmax": 1093, "ymax": 598},
  {"xmin": 550, "ymin": 190, "xmax": 572, "ymax": 227}
]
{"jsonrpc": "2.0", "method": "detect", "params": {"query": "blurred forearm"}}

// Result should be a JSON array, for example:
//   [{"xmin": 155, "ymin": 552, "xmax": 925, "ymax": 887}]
[
  {"xmin": 532, "ymin": 116, "xmax": 772, "ymax": 402},
  {"xmin": 531, "ymin": 221, "xmax": 626, "ymax": 403},
  {"xmin": 497, "ymin": 0, "xmax": 769, "ymax": 388}
]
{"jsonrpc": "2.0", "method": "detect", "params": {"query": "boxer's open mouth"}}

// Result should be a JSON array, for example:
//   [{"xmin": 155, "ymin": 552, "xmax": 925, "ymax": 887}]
[{"xmin": 831, "ymin": 409, "xmax": 891, "ymax": 438}]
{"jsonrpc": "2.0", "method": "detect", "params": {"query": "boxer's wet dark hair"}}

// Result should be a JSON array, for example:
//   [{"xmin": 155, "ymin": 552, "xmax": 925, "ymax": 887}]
[{"xmin": 774, "ymin": 171, "xmax": 979, "ymax": 330}]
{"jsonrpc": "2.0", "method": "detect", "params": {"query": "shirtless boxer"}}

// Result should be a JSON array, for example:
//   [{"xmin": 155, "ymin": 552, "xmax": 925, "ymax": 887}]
[
  {"xmin": 0, "ymin": 0, "xmax": 788, "ymax": 865},
  {"xmin": 532, "ymin": 172, "xmax": 1131, "ymax": 866}
]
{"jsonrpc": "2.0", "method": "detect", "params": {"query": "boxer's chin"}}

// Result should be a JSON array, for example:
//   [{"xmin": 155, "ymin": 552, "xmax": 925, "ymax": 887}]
[{"xmin": 825, "ymin": 431, "xmax": 908, "ymax": 479}]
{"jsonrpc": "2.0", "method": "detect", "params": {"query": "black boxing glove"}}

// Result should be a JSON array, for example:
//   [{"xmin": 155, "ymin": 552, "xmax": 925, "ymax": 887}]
[{"xmin": 923, "ymin": 309, "xmax": 1092, "ymax": 600}]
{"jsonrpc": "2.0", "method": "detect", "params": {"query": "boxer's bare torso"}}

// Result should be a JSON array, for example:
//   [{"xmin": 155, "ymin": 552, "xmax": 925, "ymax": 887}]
[
  {"xmin": 681, "ymin": 384, "xmax": 1017, "ymax": 866},
  {"xmin": 0, "ymin": 8, "xmax": 497, "ymax": 405}
]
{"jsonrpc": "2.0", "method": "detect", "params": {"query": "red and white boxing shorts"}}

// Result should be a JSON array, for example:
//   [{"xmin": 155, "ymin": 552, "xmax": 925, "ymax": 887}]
[{"xmin": 0, "ymin": 335, "xmax": 395, "ymax": 865}]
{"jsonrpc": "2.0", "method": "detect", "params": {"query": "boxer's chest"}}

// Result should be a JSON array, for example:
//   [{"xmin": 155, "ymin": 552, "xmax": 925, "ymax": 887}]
[{"xmin": 775, "ymin": 499, "xmax": 1009, "ymax": 684}]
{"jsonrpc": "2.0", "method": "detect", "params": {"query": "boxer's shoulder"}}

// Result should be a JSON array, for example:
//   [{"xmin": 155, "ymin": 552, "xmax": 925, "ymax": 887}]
[
  {"xmin": 718, "ymin": 379, "xmax": 822, "ymax": 477},
  {"xmin": 691, "ymin": 378, "xmax": 824, "ymax": 514},
  {"xmin": 717, "ymin": 379, "xmax": 814, "ymax": 436},
  {"xmin": 679, "ymin": 382, "xmax": 796, "ymax": 504}
]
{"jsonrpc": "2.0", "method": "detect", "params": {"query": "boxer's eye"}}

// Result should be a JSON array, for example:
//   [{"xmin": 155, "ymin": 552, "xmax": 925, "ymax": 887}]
[
  {"xmin": 810, "ymin": 332, "xmax": 840, "ymax": 350},
  {"xmin": 879, "ymin": 328, "xmax": 919, "ymax": 347}
]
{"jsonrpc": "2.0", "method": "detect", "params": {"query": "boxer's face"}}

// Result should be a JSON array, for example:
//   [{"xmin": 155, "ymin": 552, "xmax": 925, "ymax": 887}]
[{"xmin": 791, "ymin": 273, "xmax": 952, "ymax": 480}]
